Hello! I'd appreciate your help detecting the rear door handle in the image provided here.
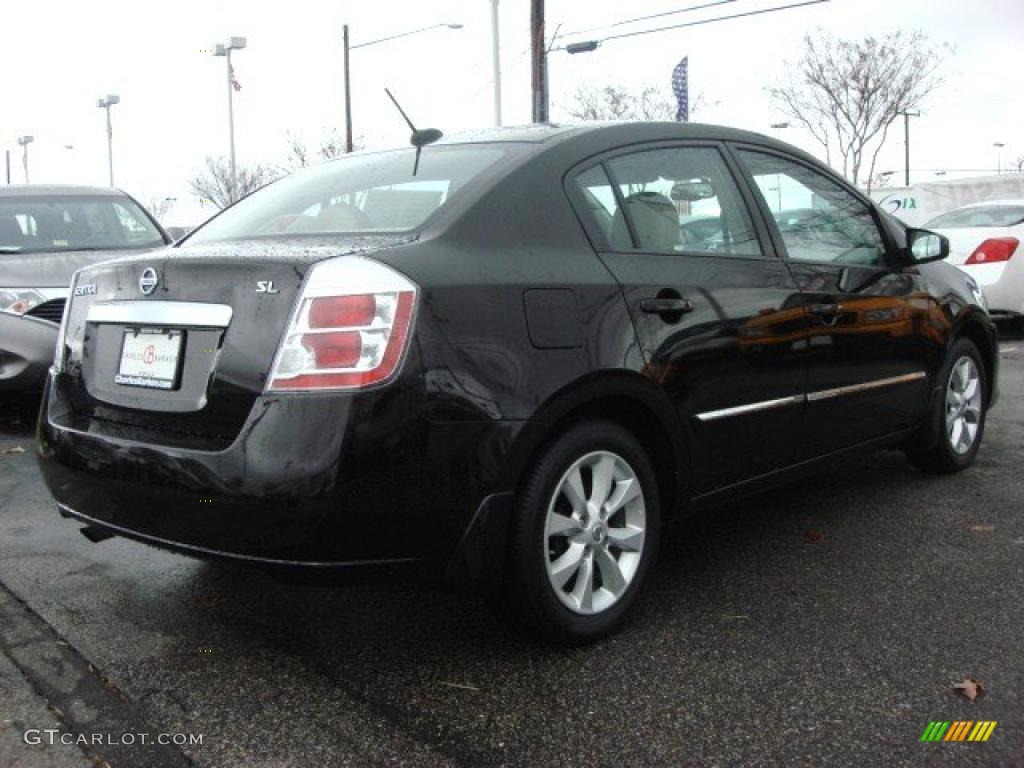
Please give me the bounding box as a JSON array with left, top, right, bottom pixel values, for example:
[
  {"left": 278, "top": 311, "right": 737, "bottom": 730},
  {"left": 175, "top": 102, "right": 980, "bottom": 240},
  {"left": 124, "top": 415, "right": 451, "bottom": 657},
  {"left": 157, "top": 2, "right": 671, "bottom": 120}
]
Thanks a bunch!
[{"left": 640, "top": 298, "right": 694, "bottom": 315}]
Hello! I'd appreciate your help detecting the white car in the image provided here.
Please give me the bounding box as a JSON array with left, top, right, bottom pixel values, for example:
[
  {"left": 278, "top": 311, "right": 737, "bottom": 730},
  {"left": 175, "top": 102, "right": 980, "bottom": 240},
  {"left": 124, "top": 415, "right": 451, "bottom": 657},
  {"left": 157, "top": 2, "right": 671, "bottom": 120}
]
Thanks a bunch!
[{"left": 924, "top": 199, "right": 1024, "bottom": 323}]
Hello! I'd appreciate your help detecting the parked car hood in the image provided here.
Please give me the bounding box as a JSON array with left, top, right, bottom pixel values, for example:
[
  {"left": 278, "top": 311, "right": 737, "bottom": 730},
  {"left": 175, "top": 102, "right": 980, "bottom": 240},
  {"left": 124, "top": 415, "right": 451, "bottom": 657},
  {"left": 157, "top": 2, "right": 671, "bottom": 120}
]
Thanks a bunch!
[{"left": 0, "top": 247, "right": 162, "bottom": 288}]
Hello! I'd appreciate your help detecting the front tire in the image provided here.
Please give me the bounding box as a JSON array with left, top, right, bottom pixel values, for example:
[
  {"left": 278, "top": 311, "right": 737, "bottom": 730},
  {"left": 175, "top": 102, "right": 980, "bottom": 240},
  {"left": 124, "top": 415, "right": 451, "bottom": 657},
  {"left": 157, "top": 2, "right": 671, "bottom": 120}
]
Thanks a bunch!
[
  {"left": 906, "top": 338, "right": 987, "bottom": 473},
  {"left": 503, "top": 420, "right": 661, "bottom": 645}
]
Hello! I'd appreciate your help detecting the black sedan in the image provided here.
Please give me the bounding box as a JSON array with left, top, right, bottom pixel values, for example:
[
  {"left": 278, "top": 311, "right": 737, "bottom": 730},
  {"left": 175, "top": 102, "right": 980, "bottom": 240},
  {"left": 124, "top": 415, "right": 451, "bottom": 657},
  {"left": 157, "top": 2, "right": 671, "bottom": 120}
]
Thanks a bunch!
[
  {"left": 37, "top": 123, "right": 998, "bottom": 644},
  {"left": 0, "top": 185, "right": 170, "bottom": 390}
]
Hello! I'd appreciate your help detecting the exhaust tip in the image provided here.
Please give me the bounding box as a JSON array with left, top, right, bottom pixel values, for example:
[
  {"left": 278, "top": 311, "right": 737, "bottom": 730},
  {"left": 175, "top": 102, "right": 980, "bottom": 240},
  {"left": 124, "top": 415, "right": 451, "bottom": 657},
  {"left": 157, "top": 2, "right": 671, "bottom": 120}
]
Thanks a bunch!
[{"left": 79, "top": 526, "right": 116, "bottom": 544}]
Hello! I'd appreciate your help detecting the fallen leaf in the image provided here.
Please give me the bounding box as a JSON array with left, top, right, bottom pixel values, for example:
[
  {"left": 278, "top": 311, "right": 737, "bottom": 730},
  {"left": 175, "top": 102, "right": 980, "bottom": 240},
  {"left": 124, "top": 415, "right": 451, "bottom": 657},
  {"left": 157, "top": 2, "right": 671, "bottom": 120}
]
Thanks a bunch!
[
  {"left": 953, "top": 678, "right": 985, "bottom": 702},
  {"left": 803, "top": 529, "right": 825, "bottom": 544},
  {"left": 195, "top": 594, "right": 218, "bottom": 609},
  {"left": 1, "top": 446, "right": 25, "bottom": 455},
  {"left": 968, "top": 524, "right": 994, "bottom": 533}
]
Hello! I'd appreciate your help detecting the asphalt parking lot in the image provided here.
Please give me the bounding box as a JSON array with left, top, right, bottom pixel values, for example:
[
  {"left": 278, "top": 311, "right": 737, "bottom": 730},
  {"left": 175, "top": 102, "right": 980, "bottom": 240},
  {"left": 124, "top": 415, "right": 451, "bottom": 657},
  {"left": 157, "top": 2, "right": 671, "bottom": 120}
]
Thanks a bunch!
[{"left": 1, "top": 332, "right": 1021, "bottom": 768}]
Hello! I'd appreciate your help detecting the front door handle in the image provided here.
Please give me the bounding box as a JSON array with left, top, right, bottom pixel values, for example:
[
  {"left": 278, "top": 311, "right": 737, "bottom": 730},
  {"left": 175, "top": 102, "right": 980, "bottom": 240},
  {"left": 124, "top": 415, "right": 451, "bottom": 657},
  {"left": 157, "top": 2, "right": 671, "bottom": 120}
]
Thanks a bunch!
[{"left": 640, "top": 297, "right": 694, "bottom": 315}]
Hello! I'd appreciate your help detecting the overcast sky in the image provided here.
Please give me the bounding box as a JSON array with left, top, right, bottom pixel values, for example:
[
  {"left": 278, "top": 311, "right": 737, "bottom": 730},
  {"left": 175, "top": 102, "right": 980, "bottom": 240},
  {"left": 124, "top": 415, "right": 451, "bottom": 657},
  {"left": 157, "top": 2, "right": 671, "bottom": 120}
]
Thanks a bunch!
[{"left": 2, "top": 0, "right": 1020, "bottom": 225}]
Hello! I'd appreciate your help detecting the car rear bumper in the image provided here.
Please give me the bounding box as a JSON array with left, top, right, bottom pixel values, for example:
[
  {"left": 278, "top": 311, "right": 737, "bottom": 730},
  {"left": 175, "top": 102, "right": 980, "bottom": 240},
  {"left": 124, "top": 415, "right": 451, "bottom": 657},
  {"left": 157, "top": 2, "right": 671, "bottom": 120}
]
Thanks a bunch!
[
  {"left": 0, "top": 313, "right": 58, "bottom": 391},
  {"left": 37, "top": 371, "right": 525, "bottom": 569}
]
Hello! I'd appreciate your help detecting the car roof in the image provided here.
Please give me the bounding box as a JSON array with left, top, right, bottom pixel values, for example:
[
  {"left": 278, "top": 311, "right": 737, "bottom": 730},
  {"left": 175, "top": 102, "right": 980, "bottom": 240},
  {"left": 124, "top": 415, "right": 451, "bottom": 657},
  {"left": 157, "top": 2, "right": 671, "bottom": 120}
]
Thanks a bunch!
[
  {"left": 0, "top": 184, "right": 126, "bottom": 198},
  {"left": 441, "top": 121, "right": 793, "bottom": 148},
  {"left": 436, "top": 121, "right": 821, "bottom": 174}
]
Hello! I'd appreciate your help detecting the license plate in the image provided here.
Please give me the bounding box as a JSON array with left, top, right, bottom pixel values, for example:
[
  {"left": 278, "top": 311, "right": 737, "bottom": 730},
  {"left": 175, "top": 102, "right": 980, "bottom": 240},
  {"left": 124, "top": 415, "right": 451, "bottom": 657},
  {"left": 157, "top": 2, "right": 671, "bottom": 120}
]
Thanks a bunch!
[{"left": 115, "top": 329, "right": 183, "bottom": 390}]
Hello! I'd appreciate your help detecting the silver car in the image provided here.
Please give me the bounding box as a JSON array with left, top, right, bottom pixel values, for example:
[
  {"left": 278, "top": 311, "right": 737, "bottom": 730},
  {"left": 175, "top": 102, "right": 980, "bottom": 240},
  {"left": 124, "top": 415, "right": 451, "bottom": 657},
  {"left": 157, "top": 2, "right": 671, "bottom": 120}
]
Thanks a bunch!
[{"left": 0, "top": 185, "right": 170, "bottom": 390}]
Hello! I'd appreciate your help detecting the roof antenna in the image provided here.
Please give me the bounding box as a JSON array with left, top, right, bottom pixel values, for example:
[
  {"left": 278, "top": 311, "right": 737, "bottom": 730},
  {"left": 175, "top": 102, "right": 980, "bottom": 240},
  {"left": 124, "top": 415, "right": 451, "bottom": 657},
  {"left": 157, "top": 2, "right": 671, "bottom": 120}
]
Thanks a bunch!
[{"left": 385, "top": 87, "right": 442, "bottom": 176}]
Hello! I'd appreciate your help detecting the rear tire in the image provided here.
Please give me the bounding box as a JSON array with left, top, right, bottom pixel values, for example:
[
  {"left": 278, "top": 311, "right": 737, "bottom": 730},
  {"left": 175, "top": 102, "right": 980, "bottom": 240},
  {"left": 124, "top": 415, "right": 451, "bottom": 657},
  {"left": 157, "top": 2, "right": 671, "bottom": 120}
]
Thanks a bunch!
[
  {"left": 502, "top": 420, "right": 661, "bottom": 645},
  {"left": 906, "top": 338, "right": 987, "bottom": 474}
]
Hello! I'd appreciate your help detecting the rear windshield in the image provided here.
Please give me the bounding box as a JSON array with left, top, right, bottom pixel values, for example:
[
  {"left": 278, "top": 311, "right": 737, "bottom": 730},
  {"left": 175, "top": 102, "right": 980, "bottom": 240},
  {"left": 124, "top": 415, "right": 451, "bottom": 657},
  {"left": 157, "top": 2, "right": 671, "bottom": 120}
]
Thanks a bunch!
[
  {"left": 0, "top": 195, "right": 165, "bottom": 255},
  {"left": 925, "top": 205, "right": 1024, "bottom": 229},
  {"left": 188, "top": 146, "right": 506, "bottom": 244}
]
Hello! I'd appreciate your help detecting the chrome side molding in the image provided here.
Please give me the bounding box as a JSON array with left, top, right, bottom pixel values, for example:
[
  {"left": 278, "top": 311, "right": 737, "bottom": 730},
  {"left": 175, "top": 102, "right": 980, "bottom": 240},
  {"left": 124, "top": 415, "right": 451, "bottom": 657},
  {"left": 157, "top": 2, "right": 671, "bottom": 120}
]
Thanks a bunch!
[
  {"left": 86, "top": 301, "right": 233, "bottom": 328},
  {"left": 694, "top": 396, "right": 803, "bottom": 422},
  {"left": 695, "top": 371, "right": 927, "bottom": 422},
  {"left": 804, "top": 371, "right": 927, "bottom": 402}
]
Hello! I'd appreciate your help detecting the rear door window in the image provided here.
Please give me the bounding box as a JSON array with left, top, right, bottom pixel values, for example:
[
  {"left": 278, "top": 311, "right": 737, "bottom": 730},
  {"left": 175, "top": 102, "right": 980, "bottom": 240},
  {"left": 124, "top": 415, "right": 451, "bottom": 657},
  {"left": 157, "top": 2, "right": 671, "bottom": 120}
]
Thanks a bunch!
[{"left": 574, "top": 146, "right": 762, "bottom": 257}]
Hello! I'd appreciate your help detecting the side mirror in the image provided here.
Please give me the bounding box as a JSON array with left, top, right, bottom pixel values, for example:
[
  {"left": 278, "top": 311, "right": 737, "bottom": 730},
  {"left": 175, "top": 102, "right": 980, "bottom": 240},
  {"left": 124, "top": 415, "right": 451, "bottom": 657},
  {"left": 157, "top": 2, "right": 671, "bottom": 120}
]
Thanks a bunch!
[{"left": 905, "top": 228, "right": 949, "bottom": 265}]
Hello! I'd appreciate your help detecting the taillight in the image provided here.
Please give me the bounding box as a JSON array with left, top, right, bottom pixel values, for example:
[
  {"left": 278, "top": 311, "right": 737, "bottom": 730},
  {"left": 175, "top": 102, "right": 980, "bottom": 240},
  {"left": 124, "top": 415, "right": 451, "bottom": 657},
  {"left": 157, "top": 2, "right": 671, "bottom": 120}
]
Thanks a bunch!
[
  {"left": 267, "top": 257, "right": 418, "bottom": 391},
  {"left": 964, "top": 237, "right": 1019, "bottom": 265},
  {"left": 53, "top": 270, "right": 80, "bottom": 373}
]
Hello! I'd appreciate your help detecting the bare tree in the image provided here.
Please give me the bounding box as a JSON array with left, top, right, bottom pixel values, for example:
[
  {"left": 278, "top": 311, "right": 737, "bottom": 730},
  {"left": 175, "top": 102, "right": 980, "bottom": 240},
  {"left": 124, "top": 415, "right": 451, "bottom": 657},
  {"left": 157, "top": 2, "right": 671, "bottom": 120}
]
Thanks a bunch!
[
  {"left": 869, "top": 171, "right": 894, "bottom": 191},
  {"left": 1013, "top": 156, "right": 1024, "bottom": 173},
  {"left": 770, "top": 30, "right": 950, "bottom": 191},
  {"left": 284, "top": 130, "right": 363, "bottom": 171},
  {"left": 565, "top": 84, "right": 678, "bottom": 122},
  {"left": 144, "top": 195, "right": 176, "bottom": 222},
  {"left": 189, "top": 156, "right": 281, "bottom": 210}
]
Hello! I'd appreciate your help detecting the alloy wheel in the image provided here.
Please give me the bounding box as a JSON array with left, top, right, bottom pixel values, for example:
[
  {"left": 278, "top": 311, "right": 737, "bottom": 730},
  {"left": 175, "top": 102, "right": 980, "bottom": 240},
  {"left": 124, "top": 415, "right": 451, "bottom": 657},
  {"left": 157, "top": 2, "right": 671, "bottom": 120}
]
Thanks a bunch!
[
  {"left": 945, "top": 356, "right": 983, "bottom": 455},
  {"left": 543, "top": 451, "right": 647, "bottom": 615}
]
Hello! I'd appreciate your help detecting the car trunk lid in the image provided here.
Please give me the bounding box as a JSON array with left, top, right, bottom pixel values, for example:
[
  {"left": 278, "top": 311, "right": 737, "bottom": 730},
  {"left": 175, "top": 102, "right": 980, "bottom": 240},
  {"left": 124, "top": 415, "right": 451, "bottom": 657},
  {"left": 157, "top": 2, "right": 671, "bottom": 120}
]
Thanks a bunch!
[{"left": 57, "top": 236, "right": 413, "bottom": 448}]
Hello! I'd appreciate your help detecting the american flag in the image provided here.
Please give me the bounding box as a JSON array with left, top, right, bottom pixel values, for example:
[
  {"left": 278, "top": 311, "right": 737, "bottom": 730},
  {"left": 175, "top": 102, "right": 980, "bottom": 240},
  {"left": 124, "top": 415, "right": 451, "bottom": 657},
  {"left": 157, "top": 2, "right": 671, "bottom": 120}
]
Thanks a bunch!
[
  {"left": 230, "top": 63, "right": 242, "bottom": 92},
  {"left": 672, "top": 57, "right": 689, "bottom": 122}
]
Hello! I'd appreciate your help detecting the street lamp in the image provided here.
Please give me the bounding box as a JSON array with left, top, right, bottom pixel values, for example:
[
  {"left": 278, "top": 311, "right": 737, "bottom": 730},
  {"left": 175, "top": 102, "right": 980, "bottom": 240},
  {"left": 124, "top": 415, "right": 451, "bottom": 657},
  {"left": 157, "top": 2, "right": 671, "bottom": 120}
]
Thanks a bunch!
[
  {"left": 17, "top": 136, "right": 33, "bottom": 184},
  {"left": 490, "top": 0, "right": 501, "bottom": 126},
  {"left": 766, "top": 123, "right": 791, "bottom": 209},
  {"left": 566, "top": 40, "right": 600, "bottom": 54},
  {"left": 97, "top": 94, "right": 120, "bottom": 187},
  {"left": 212, "top": 36, "right": 247, "bottom": 203},
  {"left": 994, "top": 142, "right": 1006, "bottom": 174},
  {"left": 342, "top": 23, "right": 463, "bottom": 153},
  {"left": 898, "top": 108, "right": 920, "bottom": 187}
]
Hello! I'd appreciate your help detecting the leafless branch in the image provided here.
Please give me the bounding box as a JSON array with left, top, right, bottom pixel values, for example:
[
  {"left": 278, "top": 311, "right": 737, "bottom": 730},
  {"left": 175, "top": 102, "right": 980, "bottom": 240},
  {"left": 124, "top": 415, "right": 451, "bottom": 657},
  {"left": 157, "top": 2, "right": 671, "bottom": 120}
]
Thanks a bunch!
[{"left": 769, "top": 30, "right": 951, "bottom": 185}]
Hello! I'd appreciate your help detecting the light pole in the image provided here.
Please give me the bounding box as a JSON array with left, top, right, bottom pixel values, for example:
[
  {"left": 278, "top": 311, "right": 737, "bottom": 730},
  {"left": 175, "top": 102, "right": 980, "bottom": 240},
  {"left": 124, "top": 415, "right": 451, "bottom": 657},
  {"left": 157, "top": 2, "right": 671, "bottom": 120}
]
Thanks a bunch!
[
  {"left": 97, "top": 94, "right": 120, "bottom": 187},
  {"left": 530, "top": 0, "right": 546, "bottom": 123},
  {"left": 213, "top": 36, "right": 247, "bottom": 203},
  {"left": 491, "top": 0, "right": 502, "bottom": 126},
  {"left": 898, "top": 109, "right": 920, "bottom": 187},
  {"left": 342, "top": 22, "right": 463, "bottom": 153},
  {"left": 17, "top": 136, "right": 33, "bottom": 183},
  {"left": 994, "top": 142, "right": 1005, "bottom": 174},
  {"left": 768, "top": 123, "right": 791, "bottom": 210}
]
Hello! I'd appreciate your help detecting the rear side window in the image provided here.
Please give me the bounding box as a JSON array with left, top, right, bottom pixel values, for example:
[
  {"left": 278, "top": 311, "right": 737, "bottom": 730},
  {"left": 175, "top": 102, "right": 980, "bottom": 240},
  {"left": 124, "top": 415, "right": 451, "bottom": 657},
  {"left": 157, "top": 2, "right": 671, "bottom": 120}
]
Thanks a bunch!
[
  {"left": 189, "top": 146, "right": 506, "bottom": 243},
  {"left": 575, "top": 146, "right": 761, "bottom": 257},
  {"left": 736, "top": 150, "right": 886, "bottom": 267},
  {"left": 925, "top": 205, "right": 1024, "bottom": 229}
]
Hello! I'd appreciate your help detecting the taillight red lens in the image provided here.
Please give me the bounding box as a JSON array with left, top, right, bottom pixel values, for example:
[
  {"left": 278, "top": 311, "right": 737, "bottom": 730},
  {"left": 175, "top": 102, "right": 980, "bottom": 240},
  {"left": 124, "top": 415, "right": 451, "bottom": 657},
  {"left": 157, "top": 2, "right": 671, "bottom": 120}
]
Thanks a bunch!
[
  {"left": 302, "top": 331, "right": 363, "bottom": 369},
  {"left": 965, "top": 237, "right": 1019, "bottom": 265},
  {"left": 309, "top": 295, "right": 376, "bottom": 329},
  {"left": 267, "top": 257, "right": 419, "bottom": 392}
]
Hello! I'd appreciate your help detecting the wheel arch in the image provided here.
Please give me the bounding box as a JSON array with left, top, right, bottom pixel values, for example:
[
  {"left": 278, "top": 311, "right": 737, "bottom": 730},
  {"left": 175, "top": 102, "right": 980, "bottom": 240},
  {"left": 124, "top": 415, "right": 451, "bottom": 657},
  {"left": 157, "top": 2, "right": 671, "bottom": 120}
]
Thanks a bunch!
[
  {"left": 952, "top": 309, "right": 998, "bottom": 403},
  {"left": 498, "top": 371, "right": 690, "bottom": 519}
]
